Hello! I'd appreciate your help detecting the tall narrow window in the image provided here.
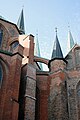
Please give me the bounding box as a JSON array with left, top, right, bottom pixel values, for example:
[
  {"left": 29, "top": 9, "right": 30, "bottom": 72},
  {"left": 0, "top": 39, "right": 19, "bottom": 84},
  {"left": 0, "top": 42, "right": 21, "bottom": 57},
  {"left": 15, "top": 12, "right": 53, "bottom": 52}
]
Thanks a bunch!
[
  {"left": 0, "top": 29, "right": 3, "bottom": 46},
  {"left": 77, "top": 83, "right": 80, "bottom": 119},
  {"left": 75, "top": 48, "right": 80, "bottom": 66},
  {"left": 0, "top": 63, "right": 3, "bottom": 87}
]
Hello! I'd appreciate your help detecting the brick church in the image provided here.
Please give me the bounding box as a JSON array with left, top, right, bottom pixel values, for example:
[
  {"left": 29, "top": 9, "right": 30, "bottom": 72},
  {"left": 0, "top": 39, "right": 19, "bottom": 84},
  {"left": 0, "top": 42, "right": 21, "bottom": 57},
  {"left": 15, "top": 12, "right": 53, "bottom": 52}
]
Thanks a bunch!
[{"left": 0, "top": 9, "right": 80, "bottom": 120}]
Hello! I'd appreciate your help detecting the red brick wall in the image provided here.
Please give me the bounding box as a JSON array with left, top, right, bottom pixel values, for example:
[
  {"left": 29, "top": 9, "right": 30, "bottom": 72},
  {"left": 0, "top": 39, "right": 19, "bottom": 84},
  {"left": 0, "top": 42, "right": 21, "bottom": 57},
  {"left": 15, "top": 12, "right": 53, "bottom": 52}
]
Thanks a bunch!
[
  {"left": 36, "top": 74, "right": 49, "bottom": 120},
  {"left": 0, "top": 52, "right": 23, "bottom": 120}
]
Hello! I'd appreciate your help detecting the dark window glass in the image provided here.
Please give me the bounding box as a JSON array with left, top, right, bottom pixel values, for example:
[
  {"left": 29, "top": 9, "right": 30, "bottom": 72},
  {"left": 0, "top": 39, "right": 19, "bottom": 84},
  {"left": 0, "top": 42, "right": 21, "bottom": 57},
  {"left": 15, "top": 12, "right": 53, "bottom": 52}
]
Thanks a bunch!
[
  {"left": 0, "top": 29, "right": 3, "bottom": 46},
  {"left": 77, "top": 89, "right": 80, "bottom": 97},
  {"left": 0, "top": 64, "right": 3, "bottom": 87},
  {"left": 11, "top": 41, "right": 19, "bottom": 49},
  {"left": 77, "top": 84, "right": 80, "bottom": 119},
  {"left": 75, "top": 49, "right": 80, "bottom": 65}
]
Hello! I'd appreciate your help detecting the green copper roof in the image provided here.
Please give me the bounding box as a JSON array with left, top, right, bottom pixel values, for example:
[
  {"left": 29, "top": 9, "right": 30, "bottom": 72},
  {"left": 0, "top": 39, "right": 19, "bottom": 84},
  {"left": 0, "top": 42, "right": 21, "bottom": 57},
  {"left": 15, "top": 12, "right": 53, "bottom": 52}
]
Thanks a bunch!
[
  {"left": 34, "top": 33, "right": 43, "bottom": 70},
  {"left": 0, "top": 49, "right": 12, "bottom": 55},
  {"left": 0, "top": 15, "right": 6, "bottom": 21},
  {"left": 34, "top": 36, "right": 40, "bottom": 57},
  {"left": 17, "top": 9, "right": 25, "bottom": 34},
  {"left": 67, "top": 31, "right": 74, "bottom": 51},
  {"left": 51, "top": 34, "right": 63, "bottom": 59}
]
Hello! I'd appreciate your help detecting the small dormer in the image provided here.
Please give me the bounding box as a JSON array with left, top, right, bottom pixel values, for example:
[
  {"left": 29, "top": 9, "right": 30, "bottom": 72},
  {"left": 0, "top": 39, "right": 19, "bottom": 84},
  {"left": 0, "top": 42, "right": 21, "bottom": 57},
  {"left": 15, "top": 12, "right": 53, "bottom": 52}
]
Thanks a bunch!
[{"left": 49, "top": 29, "right": 67, "bottom": 72}]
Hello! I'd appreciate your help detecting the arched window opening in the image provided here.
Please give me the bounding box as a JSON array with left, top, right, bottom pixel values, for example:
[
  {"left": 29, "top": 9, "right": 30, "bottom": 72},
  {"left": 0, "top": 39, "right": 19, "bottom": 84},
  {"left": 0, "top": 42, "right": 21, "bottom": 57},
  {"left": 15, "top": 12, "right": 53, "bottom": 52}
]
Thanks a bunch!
[
  {"left": 76, "top": 82, "right": 80, "bottom": 119},
  {"left": 0, "top": 63, "right": 3, "bottom": 87},
  {"left": 11, "top": 41, "right": 19, "bottom": 49},
  {"left": 75, "top": 48, "right": 80, "bottom": 66},
  {"left": 0, "top": 29, "right": 3, "bottom": 47},
  {"left": 10, "top": 41, "right": 19, "bottom": 51}
]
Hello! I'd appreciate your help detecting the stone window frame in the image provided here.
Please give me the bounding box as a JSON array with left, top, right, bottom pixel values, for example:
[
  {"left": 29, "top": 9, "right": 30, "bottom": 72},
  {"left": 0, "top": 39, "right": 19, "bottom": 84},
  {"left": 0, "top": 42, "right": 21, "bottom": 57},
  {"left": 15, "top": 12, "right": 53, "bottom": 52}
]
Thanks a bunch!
[
  {"left": 0, "top": 63, "right": 3, "bottom": 88},
  {"left": 74, "top": 47, "right": 80, "bottom": 67},
  {"left": 76, "top": 82, "right": 80, "bottom": 97},
  {"left": 76, "top": 81, "right": 80, "bottom": 119},
  {"left": 0, "top": 23, "right": 10, "bottom": 50},
  {"left": 0, "top": 57, "right": 9, "bottom": 89},
  {"left": 0, "top": 29, "right": 3, "bottom": 47},
  {"left": 10, "top": 41, "right": 19, "bottom": 51}
]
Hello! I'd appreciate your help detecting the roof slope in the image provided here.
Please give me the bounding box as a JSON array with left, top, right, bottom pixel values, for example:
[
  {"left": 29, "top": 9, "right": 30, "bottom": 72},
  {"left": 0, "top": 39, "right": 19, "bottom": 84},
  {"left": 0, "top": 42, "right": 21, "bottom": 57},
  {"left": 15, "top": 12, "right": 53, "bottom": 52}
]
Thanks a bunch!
[
  {"left": 17, "top": 9, "right": 25, "bottom": 34},
  {"left": 34, "top": 33, "right": 43, "bottom": 70},
  {"left": 67, "top": 31, "right": 74, "bottom": 52},
  {"left": 51, "top": 34, "right": 63, "bottom": 59}
]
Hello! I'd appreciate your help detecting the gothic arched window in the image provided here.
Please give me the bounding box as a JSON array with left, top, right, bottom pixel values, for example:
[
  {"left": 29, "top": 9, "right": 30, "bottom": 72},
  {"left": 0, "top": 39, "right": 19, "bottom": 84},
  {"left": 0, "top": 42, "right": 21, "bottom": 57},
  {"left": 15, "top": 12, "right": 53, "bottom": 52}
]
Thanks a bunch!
[
  {"left": 11, "top": 41, "right": 19, "bottom": 49},
  {"left": 75, "top": 48, "right": 80, "bottom": 66},
  {"left": 0, "top": 63, "right": 3, "bottom": 87},
  {"left": 76, "top": 82, "right": 80, "bottom": 119},
  {"left": 10, "top": 41, "right": 19, "bottom": 51},
  {"left": 0, "top": 29, "right": 3, "bottom": 46}
]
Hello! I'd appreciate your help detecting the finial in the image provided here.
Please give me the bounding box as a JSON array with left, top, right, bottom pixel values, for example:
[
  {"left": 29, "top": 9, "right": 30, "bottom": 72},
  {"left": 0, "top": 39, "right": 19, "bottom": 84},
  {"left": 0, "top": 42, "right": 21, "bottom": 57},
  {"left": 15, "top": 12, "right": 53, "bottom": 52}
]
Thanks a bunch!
[
  {"left": 36, "top": 29, "right": 38, "bottom": 40},
  {"left": 68, "top": 23, "right": 70, "bottom": 31},
  {"left": 55, "top": 27, "right": 57, "bottom": 35},
  {"left": 36, "top": 29, "right": 38, "bottom": 36},
  {"left": 22, "top": 5, "right": 24, "bottom": 9}
]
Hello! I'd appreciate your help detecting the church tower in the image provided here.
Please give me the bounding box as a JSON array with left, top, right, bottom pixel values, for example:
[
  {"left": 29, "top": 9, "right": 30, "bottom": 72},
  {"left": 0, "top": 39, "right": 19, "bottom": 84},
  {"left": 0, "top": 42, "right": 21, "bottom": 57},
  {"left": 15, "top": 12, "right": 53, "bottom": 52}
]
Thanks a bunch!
[
  {"left": 1, "top": 7, "right": 80, "bottom": 120},
  {"left": 48, "top": 29, "right": 68, "bottom": 120}
]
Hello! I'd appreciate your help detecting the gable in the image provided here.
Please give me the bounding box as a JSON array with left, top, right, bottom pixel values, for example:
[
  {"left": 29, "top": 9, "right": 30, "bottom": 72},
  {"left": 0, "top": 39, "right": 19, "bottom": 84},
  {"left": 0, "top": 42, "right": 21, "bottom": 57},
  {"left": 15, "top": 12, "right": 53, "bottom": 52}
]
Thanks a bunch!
[{"left": 65, "top": 44, "right": 80, "bottom": 70}]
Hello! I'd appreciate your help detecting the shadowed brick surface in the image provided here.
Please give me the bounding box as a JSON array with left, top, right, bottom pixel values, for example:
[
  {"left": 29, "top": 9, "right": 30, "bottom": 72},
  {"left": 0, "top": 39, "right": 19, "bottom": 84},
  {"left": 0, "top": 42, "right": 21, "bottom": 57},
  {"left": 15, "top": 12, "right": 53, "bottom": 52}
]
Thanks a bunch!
[{"left": 0, "top": 17, "right": 80, "bottom": 120}]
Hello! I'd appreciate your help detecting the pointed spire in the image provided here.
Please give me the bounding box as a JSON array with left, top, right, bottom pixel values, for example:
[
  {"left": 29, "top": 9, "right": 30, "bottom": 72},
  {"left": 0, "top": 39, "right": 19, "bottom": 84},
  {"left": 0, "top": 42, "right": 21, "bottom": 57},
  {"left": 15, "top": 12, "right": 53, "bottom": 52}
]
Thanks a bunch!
[
  {"left": 34, "top": 30, "right": 43, "bottom": 70},
  {"left": 34, "top": 30, "right": 41, "bottom": 57},
  {"left": 51, "top": 28, "right": 63, "bottom": 59},
  {"left": 17, "top": 8, "right": 25, "bottom": 34},
  {"left": 67, "top": 29, "right": 74, "bottom": 52}
]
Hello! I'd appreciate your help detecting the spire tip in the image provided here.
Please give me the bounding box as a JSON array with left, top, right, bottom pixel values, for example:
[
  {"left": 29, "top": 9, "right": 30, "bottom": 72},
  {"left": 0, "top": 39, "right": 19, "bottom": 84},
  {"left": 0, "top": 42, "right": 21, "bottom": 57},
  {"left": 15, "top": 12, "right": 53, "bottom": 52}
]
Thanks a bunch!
[
  {"left": 22, "top": 5, "right": 24, "bottom": 9},
  {"left": 68, "top": 23, "right": 70, "bottom": 31},
  {"left": 55, "top": 27, "right": 57, "bottom": 35}
]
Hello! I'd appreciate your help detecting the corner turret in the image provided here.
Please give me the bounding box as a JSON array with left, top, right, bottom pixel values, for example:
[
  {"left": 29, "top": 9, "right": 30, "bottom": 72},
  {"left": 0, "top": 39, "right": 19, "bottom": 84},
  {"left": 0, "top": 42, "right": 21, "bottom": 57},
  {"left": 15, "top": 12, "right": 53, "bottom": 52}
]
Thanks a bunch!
[{"left": 49, "top": 29, "right": 67, "bottom": 71}]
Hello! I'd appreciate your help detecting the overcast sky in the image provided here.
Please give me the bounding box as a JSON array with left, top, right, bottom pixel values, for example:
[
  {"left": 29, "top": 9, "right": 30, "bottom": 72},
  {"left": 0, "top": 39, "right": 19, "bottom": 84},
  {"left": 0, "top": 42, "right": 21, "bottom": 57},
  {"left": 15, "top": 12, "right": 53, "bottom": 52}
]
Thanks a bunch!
[{"left": 1, "top": 0, "right": 80, "bottom": 60}]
